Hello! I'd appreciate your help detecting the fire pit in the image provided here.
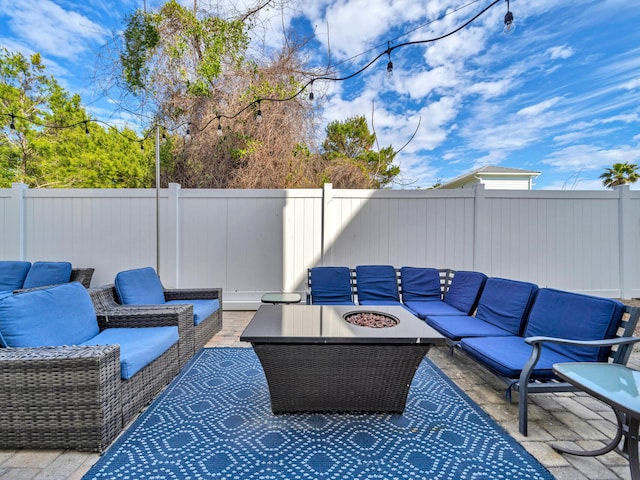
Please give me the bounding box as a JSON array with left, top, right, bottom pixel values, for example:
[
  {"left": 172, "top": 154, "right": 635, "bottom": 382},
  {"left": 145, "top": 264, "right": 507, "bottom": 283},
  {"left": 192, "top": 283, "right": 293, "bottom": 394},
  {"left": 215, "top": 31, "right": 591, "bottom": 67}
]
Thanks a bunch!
[{"left": 344, "top": 311, "right": 398, "bottom": 328}]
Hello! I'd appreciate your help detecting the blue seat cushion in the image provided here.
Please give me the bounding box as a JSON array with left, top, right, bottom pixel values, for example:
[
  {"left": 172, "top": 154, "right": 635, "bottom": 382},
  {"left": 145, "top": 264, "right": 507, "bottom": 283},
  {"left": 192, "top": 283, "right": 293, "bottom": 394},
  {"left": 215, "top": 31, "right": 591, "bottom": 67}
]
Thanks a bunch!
[
  {"left": 444, "top": 271, "right": 487, "bottom": 315},
  {"left": 0, "top": 261, "right": 31, "bottom": 291},
  {"left": 167, "top": 299, "right": 220, "bottom": 326},
  {"left": 81, "top": 326, "right": 178, "bottom": 380},
  {"left": 22, "top": 261, "right": 72, "bottom": 289},
  {"left": 403, "top": 300, "right": 466, "bottom": 319},
  {"left": 115, "top": 267, "right": 166, "bottom": 305},
  {"left": 0, "top": 282, "right": 99, "bottom": 347},
  {"left": 425, "top": 315, "right": 514, "bottom": 341},
  {"left": 356, "top": 265, "right": 399, "bottom": 304},
  {"left": 524, "top": 288, "right": 624, "bottom": 362},
  {"left": 459, "top": 335, "right": 575, "bottom": 380},
  {"left": 400, "top": 267, "right": 441, "bottom": 302},
  {"left": 474, "top": 278, "right": 538, "bottom": 335},
  {"left": 310, "top": 267, "right": 354, "bottom": 305}
]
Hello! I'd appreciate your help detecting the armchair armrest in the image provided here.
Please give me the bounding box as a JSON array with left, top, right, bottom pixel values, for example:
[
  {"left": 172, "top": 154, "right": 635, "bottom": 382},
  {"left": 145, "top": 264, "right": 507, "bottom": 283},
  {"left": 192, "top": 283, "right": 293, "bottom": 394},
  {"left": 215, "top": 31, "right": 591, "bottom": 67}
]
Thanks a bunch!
[
  {"left": 96, "top": 304, "right": 193, "bottom": 330},
  {"left": 164, "top": 287, "right": 221, "bottom": 301},
  {"left": 525, "top": 335, "right": 640, "bottom": 348},
  {"left": 0, "top": 345, "right": 122, "bottom": 452}
]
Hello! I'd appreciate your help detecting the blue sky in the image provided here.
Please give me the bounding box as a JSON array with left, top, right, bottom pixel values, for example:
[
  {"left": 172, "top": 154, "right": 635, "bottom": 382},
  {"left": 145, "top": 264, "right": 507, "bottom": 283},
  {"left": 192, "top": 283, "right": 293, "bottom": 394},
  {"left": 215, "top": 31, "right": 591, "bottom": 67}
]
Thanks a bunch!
[{"left": 1, "top": 0, "right": 639, "bottom": 189}]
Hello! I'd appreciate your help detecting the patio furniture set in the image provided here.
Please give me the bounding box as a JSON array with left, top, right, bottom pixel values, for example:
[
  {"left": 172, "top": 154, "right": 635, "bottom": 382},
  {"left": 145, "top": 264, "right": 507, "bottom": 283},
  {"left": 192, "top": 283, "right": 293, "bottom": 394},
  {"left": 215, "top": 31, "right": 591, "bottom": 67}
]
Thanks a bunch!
[
  {"left": 307, "top": 265, "right": 640, "bottom": 437},
  {"left": 0, "top": 264, "right": 221, "bottom": 452}
]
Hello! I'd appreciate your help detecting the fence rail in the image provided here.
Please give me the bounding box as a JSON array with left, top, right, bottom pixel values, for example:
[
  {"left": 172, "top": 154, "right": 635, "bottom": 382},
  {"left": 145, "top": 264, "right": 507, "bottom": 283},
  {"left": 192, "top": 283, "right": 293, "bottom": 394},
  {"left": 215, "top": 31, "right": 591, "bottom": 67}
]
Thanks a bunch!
[{"left": 1, "top": 183, "right": 638, "bottom": 308}]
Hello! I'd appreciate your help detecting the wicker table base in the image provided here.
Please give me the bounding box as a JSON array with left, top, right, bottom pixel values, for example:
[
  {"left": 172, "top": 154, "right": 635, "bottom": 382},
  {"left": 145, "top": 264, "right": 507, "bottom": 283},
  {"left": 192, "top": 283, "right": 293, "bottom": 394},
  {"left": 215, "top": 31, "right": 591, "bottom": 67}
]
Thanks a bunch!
[{"left": 253, "top": 343, "right": 431, "bottom": 413}]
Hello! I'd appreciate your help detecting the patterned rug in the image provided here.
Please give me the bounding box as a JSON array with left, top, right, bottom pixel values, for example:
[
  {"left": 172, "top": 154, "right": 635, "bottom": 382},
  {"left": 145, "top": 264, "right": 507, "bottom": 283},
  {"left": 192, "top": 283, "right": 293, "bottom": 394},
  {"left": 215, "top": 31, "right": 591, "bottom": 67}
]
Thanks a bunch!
[{"left": 84, "top": 347, "right": 554, "bottom": 479}]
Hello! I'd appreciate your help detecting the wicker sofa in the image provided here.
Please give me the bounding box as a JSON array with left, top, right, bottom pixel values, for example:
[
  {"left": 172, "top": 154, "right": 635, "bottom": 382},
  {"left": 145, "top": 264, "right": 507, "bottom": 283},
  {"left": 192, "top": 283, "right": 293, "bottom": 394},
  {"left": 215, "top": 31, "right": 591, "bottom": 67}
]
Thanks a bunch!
[{"left": 0, "top": 282, "right": 181, "bottom": 452}]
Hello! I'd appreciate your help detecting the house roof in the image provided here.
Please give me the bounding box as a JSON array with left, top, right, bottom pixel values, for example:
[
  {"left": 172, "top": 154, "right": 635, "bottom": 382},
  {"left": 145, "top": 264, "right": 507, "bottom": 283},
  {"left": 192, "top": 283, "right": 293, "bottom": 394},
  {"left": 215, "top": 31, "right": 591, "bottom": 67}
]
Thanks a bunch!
[{"left": 441, "top": 166, "right": 540, "bottom": 188}]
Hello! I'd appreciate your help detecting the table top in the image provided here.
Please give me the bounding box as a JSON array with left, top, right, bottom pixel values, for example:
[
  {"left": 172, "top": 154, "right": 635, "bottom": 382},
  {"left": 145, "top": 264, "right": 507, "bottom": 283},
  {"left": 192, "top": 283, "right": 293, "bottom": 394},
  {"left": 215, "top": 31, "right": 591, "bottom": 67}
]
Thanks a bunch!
[
  {"left": 261, "top": 292, "right": 302, "bottom": 304},
  {"left": 553, "top": 362, "right": 640, "bottom": 416},
  {"left": 240, "top": 304, "right": 446, "bottom": 345}
]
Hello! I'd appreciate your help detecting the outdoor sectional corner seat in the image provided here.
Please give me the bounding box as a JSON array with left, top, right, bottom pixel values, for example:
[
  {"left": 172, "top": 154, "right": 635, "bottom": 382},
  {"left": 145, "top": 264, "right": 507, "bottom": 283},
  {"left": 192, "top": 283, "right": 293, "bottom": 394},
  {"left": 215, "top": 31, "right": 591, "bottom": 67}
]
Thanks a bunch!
[
  {"left": 114, "top": 266, "right": 222, "bottom": 354},
  {"left": 425, "top": 277, "right": 538, "bottom": 343},
  {"left": 403, "top": 269, "right": 487, "bottom": 317},
  {"left": 456, "top": 288, "right": 640, "bottom": 435},
  {"left": 0, "top": 282, "right": 180, "bottom": 452},
  {"left": 355, "top": 265, "right": 402, "bottom": 306}
]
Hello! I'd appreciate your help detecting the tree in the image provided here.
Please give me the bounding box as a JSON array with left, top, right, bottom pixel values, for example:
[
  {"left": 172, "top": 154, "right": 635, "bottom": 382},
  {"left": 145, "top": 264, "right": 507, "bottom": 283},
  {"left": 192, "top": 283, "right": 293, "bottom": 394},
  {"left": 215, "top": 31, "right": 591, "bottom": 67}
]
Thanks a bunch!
[
  {"left": 599, "top": 162, "right": 640, "bottom": 188},
  {"left": 0, "top": 47, "right": 152, "bottom": 188},
  {"left": 319, "top": 116, "right": 399, "bottom": 188}
]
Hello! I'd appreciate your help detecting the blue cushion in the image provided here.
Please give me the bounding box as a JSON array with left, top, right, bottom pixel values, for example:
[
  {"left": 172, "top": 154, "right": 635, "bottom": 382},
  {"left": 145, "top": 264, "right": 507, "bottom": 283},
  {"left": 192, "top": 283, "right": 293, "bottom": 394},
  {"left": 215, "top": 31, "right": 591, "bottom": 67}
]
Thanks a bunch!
[
  {"left": 403, "top": 300, "right": 467, "bottom": 319},
  {"left": 0, "top": 282, "right": 99, "bottom": 347},
  {"left": 22, "top": 261, "right": 72, "bottom": 289},
  {"left": 355, "top": 265, "right": 399, "bottom": 304},
  {"left": 167, "top": 299, "right": 220, "bottom": 326},
  {"left": 474, "top": 278, "right": 538, "bottom": 335},
  {"left": 459, "top": 335, "right": 575, "bottom": 380},
  {"left": 524, "top": 288, "right": 624, "bottom": 362},
  {"left": 115, "top": 267, "right": 166, "bottom": 305},
  {"left": 425, "top": 315, "right": 514, "bottom": 341},
  {"left": 0, "top": 261, "right": 31, "bottom": 291},
  {"left": 358, "top": 300, "right": 404, "bottom": 307},
  {"left": 400, "top": 267, "right": 441, "bottom": 302},
  {"left": 444, "top": 271, "right": 487, "bottom": 315},
  {"left": 81, "top": 326, "right": 178, "bottom": 380},
  {"left": 310, "top": 267, "right": 354, "bottom": 305}
]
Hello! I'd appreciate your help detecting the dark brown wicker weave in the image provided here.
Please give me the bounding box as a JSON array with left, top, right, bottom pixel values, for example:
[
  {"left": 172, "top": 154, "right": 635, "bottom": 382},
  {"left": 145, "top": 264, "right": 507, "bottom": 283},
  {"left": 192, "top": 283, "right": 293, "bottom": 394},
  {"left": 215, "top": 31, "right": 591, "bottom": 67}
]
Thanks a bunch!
[
  {"left": 252, "top": 343, "right": 431, "bottom": 413},
  {"left": 89, "top": 285, "right": 195, "bottom": 369},
  {"left": 70, "top": 267, "right": 95, "bottom": 288}
]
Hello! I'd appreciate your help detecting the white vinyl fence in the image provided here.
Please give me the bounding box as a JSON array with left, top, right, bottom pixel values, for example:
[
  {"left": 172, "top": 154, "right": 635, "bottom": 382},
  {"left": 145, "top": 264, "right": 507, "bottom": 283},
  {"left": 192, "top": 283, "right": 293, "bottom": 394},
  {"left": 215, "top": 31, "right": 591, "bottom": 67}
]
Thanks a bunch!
[{"left": 1, "top": 183, "right": 639, "bottom": 308}]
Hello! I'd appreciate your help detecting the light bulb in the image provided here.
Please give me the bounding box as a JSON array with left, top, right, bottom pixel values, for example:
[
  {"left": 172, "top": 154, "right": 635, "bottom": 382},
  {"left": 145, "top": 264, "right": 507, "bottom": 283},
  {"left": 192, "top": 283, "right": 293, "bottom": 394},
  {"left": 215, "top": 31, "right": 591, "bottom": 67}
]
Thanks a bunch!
[
  {"left": 309, "top": 91, "right": 314, "bottom": 101},
  {"left": 256, "top": 109, "right": 263, "bottom": 123},
  {"left": 504, "top": 11, "right": 515, "bottom": 33},
  {"left": 10, "top": 114, "right": 15, "bottom": 130},
  {"left": 217, "top": 123, "right": 223, "bottom": 136},
  {"left": 85, "top": 122, "right": 90, "bottom": 137},
  {"left": 386, "top": 61, "right": 394, "bottom": 79}
]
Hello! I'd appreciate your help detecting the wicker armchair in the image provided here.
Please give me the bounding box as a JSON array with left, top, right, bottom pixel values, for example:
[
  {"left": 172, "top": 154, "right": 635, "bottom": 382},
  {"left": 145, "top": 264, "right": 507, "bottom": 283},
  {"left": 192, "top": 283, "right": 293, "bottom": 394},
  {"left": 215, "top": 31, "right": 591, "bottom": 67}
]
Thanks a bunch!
[
  {"left": 0, "top": 285, "right": 181, "bottom": 452},
  {"left": 70, "top": 267, "right": 95, "bottom": 288}
]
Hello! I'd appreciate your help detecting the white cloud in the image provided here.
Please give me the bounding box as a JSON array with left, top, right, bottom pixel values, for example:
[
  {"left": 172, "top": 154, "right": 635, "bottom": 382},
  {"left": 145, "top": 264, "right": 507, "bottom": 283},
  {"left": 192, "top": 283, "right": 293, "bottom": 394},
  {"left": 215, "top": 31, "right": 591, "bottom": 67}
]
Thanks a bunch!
[
  {"left": 0, "top": 0, "right": 108, "bottom": 59},
  {"left": 547, "top": 45, "right": 574, "bottom": 60}
]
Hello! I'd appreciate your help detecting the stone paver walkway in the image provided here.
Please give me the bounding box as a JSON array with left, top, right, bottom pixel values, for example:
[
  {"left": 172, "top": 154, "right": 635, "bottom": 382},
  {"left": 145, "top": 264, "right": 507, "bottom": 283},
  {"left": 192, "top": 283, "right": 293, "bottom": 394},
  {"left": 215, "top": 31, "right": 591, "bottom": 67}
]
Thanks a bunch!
[{"left": 0, "top": 310, "right": 636, "bottom": 479}]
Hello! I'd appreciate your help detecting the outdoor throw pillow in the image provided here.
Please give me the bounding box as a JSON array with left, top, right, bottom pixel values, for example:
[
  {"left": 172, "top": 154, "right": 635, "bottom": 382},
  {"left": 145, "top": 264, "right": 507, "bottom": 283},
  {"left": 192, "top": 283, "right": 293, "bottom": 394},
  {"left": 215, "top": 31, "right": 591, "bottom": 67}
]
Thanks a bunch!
[
  {"left": 22, "top": 261, "right": 72, "bottom": 289},
  {"left": 115, "top": 267, "right": 166, "bottom": 305}
]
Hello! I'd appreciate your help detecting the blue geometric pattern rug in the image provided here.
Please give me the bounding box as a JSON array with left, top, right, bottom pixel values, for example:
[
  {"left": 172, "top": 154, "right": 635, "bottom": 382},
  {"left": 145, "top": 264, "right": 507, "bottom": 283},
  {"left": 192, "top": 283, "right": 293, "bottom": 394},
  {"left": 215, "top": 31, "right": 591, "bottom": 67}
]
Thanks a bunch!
[{"left": 84, "top": 347, "right": 554, "bottom": 479}]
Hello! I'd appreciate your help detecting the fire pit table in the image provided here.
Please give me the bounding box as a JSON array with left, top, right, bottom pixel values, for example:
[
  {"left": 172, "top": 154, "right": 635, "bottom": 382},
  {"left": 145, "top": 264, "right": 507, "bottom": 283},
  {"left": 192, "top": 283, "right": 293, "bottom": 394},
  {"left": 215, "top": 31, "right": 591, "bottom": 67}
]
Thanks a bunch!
[{"left": 240, "top": 304, "right": 446, "bottom": 413}]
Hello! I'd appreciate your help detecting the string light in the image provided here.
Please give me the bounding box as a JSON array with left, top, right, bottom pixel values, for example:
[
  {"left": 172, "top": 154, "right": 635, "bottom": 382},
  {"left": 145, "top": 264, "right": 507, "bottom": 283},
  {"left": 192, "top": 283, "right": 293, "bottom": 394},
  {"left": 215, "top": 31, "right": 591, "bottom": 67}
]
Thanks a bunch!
[
  {"left": 255, "top": 102, "right": 263, "bottom": 123},
  {"left": 1, "top": 0, "right": 507, "bottom": 139},
  {"left": 504, "top": 0, "right": 515, "bottom": 33},
  {"left": 84, "top": 121, "right": 90, "bottom": 137}
]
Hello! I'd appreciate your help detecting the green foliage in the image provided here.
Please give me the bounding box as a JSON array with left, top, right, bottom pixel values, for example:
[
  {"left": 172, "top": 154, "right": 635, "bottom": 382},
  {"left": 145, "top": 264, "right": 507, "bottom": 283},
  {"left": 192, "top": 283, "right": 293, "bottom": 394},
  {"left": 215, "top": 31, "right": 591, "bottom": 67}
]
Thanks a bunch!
[
  {"left": 600, "top": 162, "right": 640, "bottom": 188},
  {"left": 321, "top": 116, "right": 399, "bottom": 188},
  {"left": 120, "top": 10, "right": 160, "bottom": 93},
  {"left": 0, "top": 48, "right": 153, "bottom": 188},
  {"left": 121, "top": 0, "right": 248, "bottom": 98}
]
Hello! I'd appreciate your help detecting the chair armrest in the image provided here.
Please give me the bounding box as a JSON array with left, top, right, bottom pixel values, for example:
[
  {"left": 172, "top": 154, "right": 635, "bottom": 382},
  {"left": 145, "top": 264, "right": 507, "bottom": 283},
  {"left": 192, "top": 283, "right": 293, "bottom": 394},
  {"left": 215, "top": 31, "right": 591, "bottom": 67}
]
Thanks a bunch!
[
  {"left": 96, "top": 304, "right": 193, "bottom": 331},
  {"left": 164, "top": 287, "right": 222, "bottom": 301},
  {"left": 525, "top": 335, "right": 640, "bottom": 348},
  {"left": 70, "top": 268, "right": 95, "bottom": 288}
]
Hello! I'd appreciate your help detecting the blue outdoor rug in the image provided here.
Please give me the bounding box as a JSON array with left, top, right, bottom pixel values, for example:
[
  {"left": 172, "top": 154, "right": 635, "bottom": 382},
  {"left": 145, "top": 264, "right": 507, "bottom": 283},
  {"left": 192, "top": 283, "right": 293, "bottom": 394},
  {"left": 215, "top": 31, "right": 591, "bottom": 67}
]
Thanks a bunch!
[{"left": 84, "top": 347, "right": 554, "bottom": 479}]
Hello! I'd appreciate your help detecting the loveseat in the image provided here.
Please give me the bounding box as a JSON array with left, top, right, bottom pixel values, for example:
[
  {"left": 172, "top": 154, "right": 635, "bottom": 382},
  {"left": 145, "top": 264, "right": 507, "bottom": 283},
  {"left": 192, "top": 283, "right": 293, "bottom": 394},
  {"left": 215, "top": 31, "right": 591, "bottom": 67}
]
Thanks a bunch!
[{"left": 0, "top": 282, "right": 181, "bottom": 451}]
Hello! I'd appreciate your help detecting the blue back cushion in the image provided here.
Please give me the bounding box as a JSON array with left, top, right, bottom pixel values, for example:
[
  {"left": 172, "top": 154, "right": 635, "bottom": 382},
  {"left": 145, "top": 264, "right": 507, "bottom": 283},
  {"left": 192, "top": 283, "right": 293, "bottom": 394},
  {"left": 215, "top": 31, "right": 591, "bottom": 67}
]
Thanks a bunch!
[
  {"left": 444, "top": 271, "right": 487, "bottom": 315},
  {"left": 356, "top": 265, "right": 399, "bottom": 303},
  {"left": 22, "top": 261, "right": 72, "bottom": 289},
  {"left": 0, "top": 261, "right": 31, "bottom": 291},
  {"left": 115, "top": 267, "right": 166, "bottom": 305},
  {"left": 0, "top": 282, "right": 99, "bottom": 347},
  {"left": 310, "top": 267, "right": 353, "bottom": 304},
  {"left": 400, "top": 267, "right": 441, "bottom": 302},
  {"left": 475, "top": 278, "right": 538, "bottom": 335},
  {"left": 524, "top": 288, "right": 625, "bottom": 362}
]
